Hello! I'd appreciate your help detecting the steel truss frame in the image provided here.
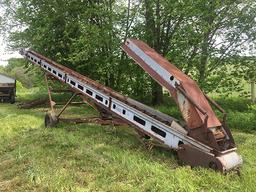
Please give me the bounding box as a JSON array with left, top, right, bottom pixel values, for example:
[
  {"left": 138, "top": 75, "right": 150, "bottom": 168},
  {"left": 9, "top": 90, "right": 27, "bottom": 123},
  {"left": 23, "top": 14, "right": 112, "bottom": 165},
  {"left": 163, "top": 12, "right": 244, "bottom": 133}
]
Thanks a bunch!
[{"left": 19, "top": 39, "right": 242, "bottom": 172}]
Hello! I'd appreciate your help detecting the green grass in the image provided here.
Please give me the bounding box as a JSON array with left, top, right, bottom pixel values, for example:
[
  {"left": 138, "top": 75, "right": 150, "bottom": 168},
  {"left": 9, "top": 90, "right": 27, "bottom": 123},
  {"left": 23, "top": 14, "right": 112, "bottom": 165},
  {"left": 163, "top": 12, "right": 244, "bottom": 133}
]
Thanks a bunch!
[
  {"left": 156, "top": 96, "right": 256, "bottom": 132},
  {"left": 0, "top": 91, "right": 256, "bottom": 191}
]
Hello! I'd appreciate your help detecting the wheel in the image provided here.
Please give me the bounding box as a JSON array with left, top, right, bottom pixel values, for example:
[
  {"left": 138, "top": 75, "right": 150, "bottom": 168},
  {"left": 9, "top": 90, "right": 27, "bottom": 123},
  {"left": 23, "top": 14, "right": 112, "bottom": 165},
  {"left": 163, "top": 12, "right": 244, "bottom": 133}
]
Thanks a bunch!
[
  {"left": 209, "top": 161, "right": 218, "bottom": 171},
  {"left": 45, "top": 111, "right": 58, "bottom": 128}
]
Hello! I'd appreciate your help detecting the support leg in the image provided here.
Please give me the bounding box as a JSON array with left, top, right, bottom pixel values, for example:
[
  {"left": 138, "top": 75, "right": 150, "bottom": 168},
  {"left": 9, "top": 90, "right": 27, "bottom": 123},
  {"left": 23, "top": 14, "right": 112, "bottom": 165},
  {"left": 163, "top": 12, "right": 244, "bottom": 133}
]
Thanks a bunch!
[
  {"left": 45, "top": 93, "right": 78, "bottom": 127},
  {"left": 44, "top": 74, "right": 58, "bottom": 127},
  {"left": 57, "top": 93, "right": 78, "bottom": 118},
  {"left": 44, "top": 74, "right": 56, "bottom": 112}
]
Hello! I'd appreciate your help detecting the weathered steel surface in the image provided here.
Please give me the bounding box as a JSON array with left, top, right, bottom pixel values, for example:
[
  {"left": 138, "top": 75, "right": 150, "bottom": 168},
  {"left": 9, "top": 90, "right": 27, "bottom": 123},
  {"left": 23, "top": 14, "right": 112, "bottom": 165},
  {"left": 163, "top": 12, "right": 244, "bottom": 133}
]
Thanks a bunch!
[
  {"left": 25, "top": 50, "right": 188, "bottom": 129},
  {"left": 177, "top": 144, "right": 242, "bottom": 172},
  {"left": 20, "top": 45, "right": 242, "bottom": 172},
  {"left": 122, "top": 39, "right": 235, "bottom": 152},
  {"left": 59, "top": 117, "right": 127, "bottom": 126},
  {"left": 0, "top": 73, "right": 16, "bottom": 103},
  {"left": 122, "top": 39, "right": 220, "bottom": 129},
  {"left": 0, "top": 73, "right": 15, "bottom": 84}
]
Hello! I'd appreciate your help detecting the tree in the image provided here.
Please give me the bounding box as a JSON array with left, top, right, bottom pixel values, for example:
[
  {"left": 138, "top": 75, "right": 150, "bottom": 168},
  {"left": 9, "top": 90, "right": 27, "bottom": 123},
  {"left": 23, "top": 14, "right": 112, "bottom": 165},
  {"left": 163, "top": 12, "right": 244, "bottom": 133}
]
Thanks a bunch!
[
  {"left": 240, "top": 57, "right": 256, "bottom": 103},
  {"left": 134, "top": 0, "right": 256, "bottom": 101},
  {"left": 1, "top": 0, "right": 256, "bottom": 103},
  {"left": 167, "top": 0, "right": 256, "bottom": 92},
  {"left": 141, "top": 0, "right": 185, "bottom": 104},
  {"left": 5, "top": 58, "right": 38, "bottom": 88},
  {"left": 2, "top": 0, "right": 123, "bottom": 86}
]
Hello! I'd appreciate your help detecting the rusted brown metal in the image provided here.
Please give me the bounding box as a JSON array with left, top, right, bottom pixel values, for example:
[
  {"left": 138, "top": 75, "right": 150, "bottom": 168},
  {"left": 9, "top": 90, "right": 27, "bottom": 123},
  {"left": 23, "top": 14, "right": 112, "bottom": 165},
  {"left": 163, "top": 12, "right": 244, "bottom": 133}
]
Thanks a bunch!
[
  {"left": 178, "top": 144, "right": 242, "bottom": 172},
  {"left": 28, "top": 50, "right": 181, "bottom": 128},
  {"left": 45, "top": 111, "right": 58, "bottom": 127},
  {"left": 177, "top": 144, "right": 224, "bottom": 171},
  {"left": 44, "top": 74, "right": 55, "bottom": 112},
  {"left": 57, "top": 93, "right": 78, "bottom": 118},
  {"left": 204, "top": 93, "right": 235, "bottom": 144},
  {"left": 121, "top": 39, "right": 235, "bottom": 152},
  {"left": 204, "top": 93, "right": 227, "bottom": 122},
  {"left": 20, "top": 45, "right": 242, "bottom": 173},
  {"left": 58, "top": 117, "right": 127, "bottom": 126},
  {"left": 50, "top": 89, "right": 73, "bottom": 93},
  {"left": 42, "top": 71, "right": 124, "bottom": 128},
  {"left": 55, "top": 101, "right": 84, "bottom": 106},
  {"left": 122, "top": 39, "right": 220, "bottom": 127}
]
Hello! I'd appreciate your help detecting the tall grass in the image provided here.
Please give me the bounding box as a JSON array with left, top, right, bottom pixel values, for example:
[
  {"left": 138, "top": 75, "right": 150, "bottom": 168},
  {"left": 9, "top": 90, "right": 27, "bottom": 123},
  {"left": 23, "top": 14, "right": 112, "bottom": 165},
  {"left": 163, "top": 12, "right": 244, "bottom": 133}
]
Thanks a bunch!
[
  {"left": 155, "top": 96, "right": 256, "bottom": 132},
  {"left": 0, "top": 90, "right": 256, "bottom": 191}
]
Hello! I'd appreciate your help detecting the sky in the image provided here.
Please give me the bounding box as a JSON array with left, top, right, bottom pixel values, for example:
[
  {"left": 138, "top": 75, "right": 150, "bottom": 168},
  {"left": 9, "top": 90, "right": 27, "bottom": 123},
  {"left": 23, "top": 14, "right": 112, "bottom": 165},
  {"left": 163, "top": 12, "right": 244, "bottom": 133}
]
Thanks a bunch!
[
  {"left": 0, "top": 35, "right": 22, "bottom": 66},
  {"left": 0, "top": 5, "right": 23, "bottom": 67}
]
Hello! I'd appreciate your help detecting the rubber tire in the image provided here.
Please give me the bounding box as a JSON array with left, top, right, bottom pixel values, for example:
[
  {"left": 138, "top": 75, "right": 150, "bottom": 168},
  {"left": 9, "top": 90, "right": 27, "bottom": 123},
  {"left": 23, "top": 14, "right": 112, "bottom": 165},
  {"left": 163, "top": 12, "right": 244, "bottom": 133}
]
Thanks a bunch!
[
  {"left": 45, "top": 112, "right": 58, "bottom": 128},
  {"left": 209, "top": 161, "right": 218, "bottom": 171}
]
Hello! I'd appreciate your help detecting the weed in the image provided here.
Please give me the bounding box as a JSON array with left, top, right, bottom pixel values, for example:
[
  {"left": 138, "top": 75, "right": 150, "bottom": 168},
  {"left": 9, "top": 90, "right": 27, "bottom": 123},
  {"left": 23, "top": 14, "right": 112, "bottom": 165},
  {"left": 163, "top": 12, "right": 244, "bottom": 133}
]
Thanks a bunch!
[{"left": 0, "top": 89, "right": 256, "bottom": 191}]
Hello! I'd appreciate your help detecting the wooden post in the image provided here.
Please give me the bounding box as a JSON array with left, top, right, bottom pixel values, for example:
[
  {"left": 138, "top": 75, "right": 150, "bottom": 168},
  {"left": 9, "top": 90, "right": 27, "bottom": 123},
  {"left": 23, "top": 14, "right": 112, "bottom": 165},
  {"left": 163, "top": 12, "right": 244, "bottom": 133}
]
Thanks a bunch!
[{"left": 251, "top": 81, "right": 255, "bottom": 103}]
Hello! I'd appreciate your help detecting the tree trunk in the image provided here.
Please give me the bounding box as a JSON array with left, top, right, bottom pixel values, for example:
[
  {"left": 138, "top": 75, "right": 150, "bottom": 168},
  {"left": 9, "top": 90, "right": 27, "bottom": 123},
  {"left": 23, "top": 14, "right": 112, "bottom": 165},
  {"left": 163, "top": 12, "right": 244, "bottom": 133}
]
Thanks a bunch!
[
  {"left": 251, "top": 81, "right": 255, "bottom": 103},
  {"left": 151, "top": 79, "right": 163, "bottom": 105},
  {"left": 198, "top": 52, "right": 207, "bottom": 86},
  {"left": 198, "top": 2, "right": 216, "bottom": 87},
  {"left": 198, "top": 31, "right": 211, "bottom": 86},
  {"left": 144, "top": 0, "right": 163, "bottom": 105}
]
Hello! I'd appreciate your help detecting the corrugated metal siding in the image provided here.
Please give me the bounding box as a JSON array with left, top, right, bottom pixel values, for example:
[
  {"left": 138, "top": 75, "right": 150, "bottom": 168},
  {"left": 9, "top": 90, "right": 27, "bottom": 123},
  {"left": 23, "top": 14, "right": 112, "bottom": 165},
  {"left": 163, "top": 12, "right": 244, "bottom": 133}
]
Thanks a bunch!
[{"left": 0, "top": 74, "right": 15, "bottom": 84}]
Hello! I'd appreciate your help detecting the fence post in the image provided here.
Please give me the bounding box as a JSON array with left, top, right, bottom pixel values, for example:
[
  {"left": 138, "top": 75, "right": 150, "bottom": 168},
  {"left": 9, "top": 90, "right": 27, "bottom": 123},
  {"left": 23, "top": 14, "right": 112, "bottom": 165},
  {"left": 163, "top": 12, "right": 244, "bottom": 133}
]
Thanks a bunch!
[{"left": 251, "top": 81, "right": 255, "bottom": 103}]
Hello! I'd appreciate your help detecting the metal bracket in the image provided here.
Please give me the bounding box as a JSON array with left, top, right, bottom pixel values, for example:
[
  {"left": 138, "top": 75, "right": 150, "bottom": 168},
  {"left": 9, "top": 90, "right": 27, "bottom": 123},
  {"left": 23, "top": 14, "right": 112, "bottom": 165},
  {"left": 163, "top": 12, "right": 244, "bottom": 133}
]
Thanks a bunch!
[
  {"left": 44, "top": 74, "right": 56, "bottom": 112},
  {"left": 57, "top": 93, "right": 78, "bottom": 118},
  {"left": 176, "top": 85, "right": 209, "bottom": 129}
]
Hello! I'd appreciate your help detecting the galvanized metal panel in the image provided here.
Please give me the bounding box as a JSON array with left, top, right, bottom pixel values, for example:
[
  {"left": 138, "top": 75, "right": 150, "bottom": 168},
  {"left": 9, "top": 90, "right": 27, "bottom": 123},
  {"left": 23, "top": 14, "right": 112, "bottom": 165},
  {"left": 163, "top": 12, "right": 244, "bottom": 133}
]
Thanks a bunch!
[
  {"left": 122, "top": 39, "right": 221, "bottom": 129},
  {"left": 0, "top": 73, "right": 15, "bottom": 84},
  {"left": 20, "top": 47, "right": 242, "bottom": 172}
]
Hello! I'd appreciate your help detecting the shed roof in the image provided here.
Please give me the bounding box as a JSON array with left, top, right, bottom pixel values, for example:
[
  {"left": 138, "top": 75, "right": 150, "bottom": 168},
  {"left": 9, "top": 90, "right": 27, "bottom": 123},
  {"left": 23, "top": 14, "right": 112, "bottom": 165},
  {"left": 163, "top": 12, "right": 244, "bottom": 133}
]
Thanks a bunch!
[{"left": 0, "top": 73, "right": 16, "bottom": 84}]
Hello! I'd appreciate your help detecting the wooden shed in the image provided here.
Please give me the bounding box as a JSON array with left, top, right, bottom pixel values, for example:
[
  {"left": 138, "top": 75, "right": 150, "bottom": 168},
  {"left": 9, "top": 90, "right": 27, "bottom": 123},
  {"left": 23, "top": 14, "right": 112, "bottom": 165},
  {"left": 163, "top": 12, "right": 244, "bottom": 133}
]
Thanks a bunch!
[{"left": 0, "top": 73, "right": 16, "bottom": 103}]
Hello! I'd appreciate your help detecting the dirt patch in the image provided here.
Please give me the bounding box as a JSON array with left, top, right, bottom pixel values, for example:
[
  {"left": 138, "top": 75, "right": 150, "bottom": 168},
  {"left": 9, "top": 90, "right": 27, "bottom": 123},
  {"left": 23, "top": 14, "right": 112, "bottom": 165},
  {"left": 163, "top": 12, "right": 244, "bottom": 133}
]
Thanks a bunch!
[{"left": 0, "top": 177, "right": 21, "bottom": 192}]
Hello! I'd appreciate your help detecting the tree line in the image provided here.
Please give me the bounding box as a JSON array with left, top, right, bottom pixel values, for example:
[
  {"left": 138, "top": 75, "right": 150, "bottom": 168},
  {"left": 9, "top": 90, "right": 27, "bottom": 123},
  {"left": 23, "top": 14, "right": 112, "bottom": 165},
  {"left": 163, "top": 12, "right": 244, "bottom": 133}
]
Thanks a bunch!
[{"left": 1, "top": 0, "right": 255, "bottom": 104}]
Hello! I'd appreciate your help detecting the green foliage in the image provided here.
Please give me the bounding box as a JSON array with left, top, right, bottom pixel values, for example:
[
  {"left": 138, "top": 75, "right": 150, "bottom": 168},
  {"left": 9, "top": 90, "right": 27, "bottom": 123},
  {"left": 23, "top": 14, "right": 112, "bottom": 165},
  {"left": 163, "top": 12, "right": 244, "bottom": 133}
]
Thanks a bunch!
[
  {"left": 156, "top": 96, "right": 256, "bottom": 132},
  {"left": 16, "top": 80, "right": 25, "bottom": 91},
  {"left": 2, "top": 58, "right": 41, "bottom": 88},
  {"left": 228, "top": 112, "right": 256, "bottom": 131},
  {"left": 215, "top": 97, "right": 256, "bottom": 131},
  {"left": 0, "top": 92, "right": 256, "bottom": 191},
  {"left": 0, "top": 66, "right": 4, "bottom": 73},
  {"left": 1, "top": 0, "right": 256, "bottom": 100},
  {"left": 240, "top": 57, "right": 256, "bottom": 82}
]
